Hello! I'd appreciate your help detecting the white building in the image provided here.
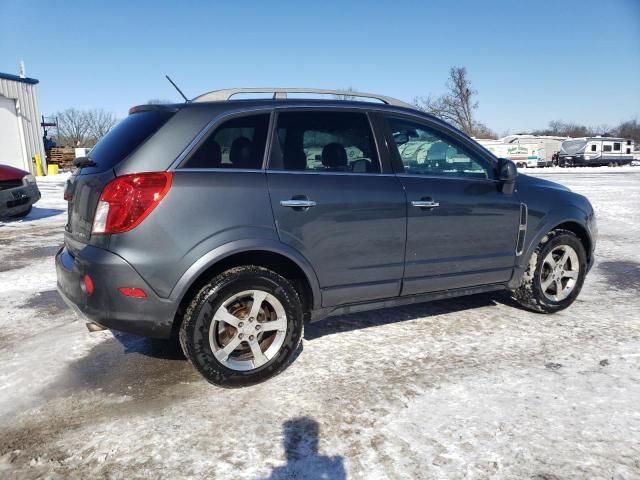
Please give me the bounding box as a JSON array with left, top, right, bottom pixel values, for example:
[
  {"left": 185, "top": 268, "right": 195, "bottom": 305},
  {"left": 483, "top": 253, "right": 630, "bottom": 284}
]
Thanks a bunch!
[{"left": 0, "top": 71, "right": 46, "bottom": 173}]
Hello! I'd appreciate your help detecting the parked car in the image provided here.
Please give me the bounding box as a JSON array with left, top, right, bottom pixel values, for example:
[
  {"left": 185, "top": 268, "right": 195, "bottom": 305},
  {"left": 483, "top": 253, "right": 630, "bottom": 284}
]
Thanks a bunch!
[
  {"left": 56, "top": 88, "right": 597, "bottom": 387},
  {"left": 0, "top": 164, "right": 40, "bottom": 218}
]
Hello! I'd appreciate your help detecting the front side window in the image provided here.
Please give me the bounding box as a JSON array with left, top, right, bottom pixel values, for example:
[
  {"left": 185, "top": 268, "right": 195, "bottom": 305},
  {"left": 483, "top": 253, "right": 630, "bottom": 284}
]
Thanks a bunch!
[
  {"left": 591, "top": 144, "right": 597, "bottom": 152},
  {"left": 613, "top": 142, "right": 621, "bottom": 151},
  {"left": 386, "top": 117, "right": 489, "bottom": 179},
  {"left": 182, "top": 114, "right": 270, "bottom": 169},
  {"left": 603, "top": 144, "right": 612, "bottom": 152},
  {"left": 271, "top": 111, "right": 380, "bottom": 173}
]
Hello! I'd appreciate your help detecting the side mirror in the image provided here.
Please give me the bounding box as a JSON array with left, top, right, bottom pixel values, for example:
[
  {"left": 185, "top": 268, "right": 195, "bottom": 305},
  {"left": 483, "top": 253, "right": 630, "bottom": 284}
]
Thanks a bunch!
[{"left": 497, "top": 158, "right": 517, "bottom": 194}]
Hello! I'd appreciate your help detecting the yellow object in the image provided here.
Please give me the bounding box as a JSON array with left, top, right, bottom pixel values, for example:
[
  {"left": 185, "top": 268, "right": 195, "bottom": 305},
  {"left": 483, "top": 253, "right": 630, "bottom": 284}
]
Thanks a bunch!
[
  {"left": 47, "top": 164, "right": 59, "bottom": 176},
  {"left": 34, "top": 154, "right": 44, "bottom": 176}
]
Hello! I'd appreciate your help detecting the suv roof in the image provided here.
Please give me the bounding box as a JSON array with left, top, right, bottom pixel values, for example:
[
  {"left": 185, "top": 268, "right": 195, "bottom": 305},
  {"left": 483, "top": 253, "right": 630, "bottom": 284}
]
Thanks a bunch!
[{"left": 191, "top": 87, "right": 414, "bottom": 108}]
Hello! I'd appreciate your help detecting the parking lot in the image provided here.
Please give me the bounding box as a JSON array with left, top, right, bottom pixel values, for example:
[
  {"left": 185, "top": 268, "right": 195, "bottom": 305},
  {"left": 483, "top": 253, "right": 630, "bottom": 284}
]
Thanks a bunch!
[{"left": 1, "top": 169, "right": 639, "bottom": 479}]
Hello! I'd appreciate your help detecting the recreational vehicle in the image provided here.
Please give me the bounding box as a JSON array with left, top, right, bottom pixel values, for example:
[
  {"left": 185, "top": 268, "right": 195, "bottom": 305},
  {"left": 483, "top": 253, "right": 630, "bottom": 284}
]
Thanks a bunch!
[
  {"left": 501, "top": 135, "right": 565, "bottom": 167},
  {"left": 558, "top": 137, "right": 635, "bottom": 167},
  {"left": 476, "top": 139, "right": 543, "bottom": 168}
]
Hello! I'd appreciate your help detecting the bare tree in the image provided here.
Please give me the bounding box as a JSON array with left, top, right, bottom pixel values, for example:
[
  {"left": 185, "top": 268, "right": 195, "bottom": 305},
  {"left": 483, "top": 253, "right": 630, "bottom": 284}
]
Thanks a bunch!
[
  {"left": 55, "top": 108, "right": 91, "bottom": 147},
  {"left": 87, "top": 109, "right": 118, "bottom": 144},
  {"left": 472, "top": 122, "right": 498, "bottom": 139},
  {"left": 615, "top": 119, "right": 640, "bottom": 143},
  {"left": 414, "top": 66, "right": 486, "bottom": 136},
  {"left": 533, "top": 120, "right": 592, "bottom": 138},
  {"left": 333, "top": 87, "right": 358, "bottom": 101},
  {"left": 54, "top": 108, "right": 118, "bottom": 147}
]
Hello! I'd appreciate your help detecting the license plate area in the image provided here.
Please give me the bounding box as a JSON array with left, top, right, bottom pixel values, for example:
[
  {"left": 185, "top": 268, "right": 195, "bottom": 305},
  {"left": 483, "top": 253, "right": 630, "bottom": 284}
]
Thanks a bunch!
[{"left": 7, "top": 190, "right": 29, "bottom": 208}]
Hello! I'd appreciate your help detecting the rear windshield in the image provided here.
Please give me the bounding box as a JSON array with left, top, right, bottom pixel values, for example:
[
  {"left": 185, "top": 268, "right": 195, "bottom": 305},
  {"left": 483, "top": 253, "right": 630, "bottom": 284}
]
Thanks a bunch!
[{"left": 81, "top": 110, "right": 174, "bottom": 174}]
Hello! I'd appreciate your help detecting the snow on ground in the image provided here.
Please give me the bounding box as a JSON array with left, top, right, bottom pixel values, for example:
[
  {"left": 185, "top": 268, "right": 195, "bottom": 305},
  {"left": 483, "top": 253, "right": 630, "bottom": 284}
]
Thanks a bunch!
[
  {"left": 0, "top": 170, "right": 639, "bottom": 479},
  {"left": 523, "top": 165, "right": 639, "bottom": 174}
]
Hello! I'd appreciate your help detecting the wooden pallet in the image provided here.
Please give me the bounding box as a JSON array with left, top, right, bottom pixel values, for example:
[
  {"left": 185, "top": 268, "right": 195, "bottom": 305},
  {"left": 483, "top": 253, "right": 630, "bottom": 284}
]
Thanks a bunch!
[{"left": 47, "top": 147, "right": 76, "bottom": 168}]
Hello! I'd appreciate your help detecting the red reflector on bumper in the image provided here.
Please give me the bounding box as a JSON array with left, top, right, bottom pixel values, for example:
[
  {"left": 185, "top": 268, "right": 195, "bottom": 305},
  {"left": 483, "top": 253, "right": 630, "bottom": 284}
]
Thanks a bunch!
[
  {"left": 118, "top": 287, "right": 147, "bottom": 298},
  {"left": 83, "top": 275, "right": 95, "bottom": 295}
]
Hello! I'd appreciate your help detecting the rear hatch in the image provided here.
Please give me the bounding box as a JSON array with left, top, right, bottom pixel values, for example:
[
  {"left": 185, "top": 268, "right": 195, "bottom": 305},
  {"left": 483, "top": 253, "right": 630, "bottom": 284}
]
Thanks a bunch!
[{"left": 64, "top": 109, "right": 174, "bottom": 255}]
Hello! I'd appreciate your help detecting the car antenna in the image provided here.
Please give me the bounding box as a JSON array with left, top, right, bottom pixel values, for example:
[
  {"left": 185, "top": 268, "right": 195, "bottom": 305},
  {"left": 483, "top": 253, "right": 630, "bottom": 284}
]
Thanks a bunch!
[{"left": 165, "top": 75, "right": 189, "bottom": 102}]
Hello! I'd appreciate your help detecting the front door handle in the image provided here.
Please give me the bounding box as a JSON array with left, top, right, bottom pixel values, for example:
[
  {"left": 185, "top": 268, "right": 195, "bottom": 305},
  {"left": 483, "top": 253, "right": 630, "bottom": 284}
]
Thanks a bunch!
[
  {"left": 280, "top": 199, "right": 317, "bottom": 209},
  {"left": 411, "top": 199, "right": 440, "bottom": 209}
]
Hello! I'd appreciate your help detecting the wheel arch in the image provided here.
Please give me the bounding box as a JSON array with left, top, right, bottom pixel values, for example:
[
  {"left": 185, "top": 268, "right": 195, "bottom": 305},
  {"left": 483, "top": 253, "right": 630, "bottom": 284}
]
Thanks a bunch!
[
  {"left": 551, "top": 221, "right": 592, "bottom": 262},
  {"left": 168, "top": 240, "right": 321, "bottom": 336},
  {"left": 510, "top": 213, "right": 594, "bottom": 289}
]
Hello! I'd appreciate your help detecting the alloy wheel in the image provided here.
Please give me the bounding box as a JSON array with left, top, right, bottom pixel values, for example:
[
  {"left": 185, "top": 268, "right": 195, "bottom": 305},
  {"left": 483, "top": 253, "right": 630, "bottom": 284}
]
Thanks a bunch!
[
  {"left": 208, "top": 289, "right": 288, "bottom": 371},
  {"left": 540, "top": 245, "right": 580, "bottom": 302}
]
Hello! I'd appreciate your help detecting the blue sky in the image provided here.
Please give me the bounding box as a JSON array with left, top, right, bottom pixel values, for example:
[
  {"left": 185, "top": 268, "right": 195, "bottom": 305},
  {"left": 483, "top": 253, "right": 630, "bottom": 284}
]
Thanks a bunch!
[{"left": 1, "top": 0, "right": 638, "bottom": 134}]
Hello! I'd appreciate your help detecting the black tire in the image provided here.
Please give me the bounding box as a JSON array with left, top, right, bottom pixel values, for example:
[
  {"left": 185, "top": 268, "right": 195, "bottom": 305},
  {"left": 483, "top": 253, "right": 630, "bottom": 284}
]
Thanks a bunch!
[
  {"left": 179, "top": 266, "right": 303, "bottom": 387},
  {"left": 512, "top": 229, "right": 588, "bottom": 313},
  {"left": 11, "top": 206, "right": 32, "bottom": 218}
]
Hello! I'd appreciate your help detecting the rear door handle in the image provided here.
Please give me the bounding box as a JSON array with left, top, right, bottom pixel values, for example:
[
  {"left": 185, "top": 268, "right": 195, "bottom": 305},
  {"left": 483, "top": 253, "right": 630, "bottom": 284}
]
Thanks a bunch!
[
  {"left": 411, "top": 199, "right": 440, "bottom": 209},
  {"left": 280, "top": 199, "right": 317, "bottom": 209}
]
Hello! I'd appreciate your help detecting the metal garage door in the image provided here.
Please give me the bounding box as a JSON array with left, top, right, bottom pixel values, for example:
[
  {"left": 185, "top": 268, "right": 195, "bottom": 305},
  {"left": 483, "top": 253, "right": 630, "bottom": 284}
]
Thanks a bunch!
[{"left": 0, "top": 96, "right": 26, "bottom": 170}]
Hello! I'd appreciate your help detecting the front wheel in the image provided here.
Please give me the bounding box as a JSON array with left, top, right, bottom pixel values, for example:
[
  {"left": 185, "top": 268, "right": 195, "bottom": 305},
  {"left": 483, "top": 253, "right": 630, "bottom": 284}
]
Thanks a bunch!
[
  {"left": 512, "top": 229, "right": 588, "bottom": 313},
  {"left": 179, "top": 266, "right": 303, "bottom": 387}
]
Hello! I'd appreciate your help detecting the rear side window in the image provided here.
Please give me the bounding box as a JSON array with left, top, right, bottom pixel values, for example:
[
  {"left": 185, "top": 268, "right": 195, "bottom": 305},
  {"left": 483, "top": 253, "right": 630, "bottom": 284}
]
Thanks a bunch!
[
  {"left": 182, "top": 114, "right": 270, "bottom": 169},
  {"left": 603, "top": 144, "right": 612, "bottom": 152},
  {"left": 270, "top": 111, "right": 380, "bottom": 173},
  {"left": 84, "top": 110, "right": 173, "bottom": 174}
]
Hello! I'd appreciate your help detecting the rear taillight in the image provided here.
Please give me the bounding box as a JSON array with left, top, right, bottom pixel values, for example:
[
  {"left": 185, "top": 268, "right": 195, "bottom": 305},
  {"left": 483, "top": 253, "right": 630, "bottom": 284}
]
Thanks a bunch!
[
  {"left": 92, "top": 172, "right": 172, "bottom": 234},
  {"left": 83, "top": 275, "right": 95, "bottom": 295}
]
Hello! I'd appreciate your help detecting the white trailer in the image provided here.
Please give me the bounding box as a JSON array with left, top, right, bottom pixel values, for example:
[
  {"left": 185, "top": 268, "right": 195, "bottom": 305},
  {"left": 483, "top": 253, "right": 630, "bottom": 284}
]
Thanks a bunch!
[
  {"left": 502, "top": 135, "right": 566, "bottom": 166},
  {"left": 558, "top": 137, "right": 635, "bottom": 166},
  {"left": 475, "top": 139, "right": 541, "bottom": 168}
]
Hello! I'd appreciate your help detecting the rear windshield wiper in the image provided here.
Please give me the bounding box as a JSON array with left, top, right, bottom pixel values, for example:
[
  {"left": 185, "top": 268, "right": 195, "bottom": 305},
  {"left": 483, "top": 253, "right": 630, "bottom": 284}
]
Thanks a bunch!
[{"left": 73, "top": 156, "right": 97, "bottom": 168}]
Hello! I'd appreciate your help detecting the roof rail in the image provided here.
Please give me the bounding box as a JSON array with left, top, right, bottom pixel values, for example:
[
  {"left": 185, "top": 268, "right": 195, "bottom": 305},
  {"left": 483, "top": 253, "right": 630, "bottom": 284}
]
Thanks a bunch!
[{"left": 192, "top": 87, "right": 414, "bottom": 108}]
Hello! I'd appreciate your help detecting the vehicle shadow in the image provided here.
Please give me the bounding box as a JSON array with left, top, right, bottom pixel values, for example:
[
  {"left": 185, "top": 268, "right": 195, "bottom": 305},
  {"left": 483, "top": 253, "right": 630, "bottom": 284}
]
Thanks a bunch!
[
  {"left": 0, "top": 207, "right": 64, "bottom": 224},
  {"left": 23, "top": 207, "right": 66, "bottom": 221},
  {"left": 261, "top": 417, "right": 346, "bottom": 480},
  {"left": 111, "top": 331, "right": 186, "bottom": 360},
  {"left": 305, "top": 290, "right": 521, "bottom": 341}
]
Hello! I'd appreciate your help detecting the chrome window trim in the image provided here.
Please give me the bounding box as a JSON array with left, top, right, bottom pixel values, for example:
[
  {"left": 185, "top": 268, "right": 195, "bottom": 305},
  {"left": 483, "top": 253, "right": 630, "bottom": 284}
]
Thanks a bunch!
[
  {"left": 395, "top": 173, "right": 500, "bottom": 183},
  {"left": 265, "top": 169, "right": 397, "bottom": 178},
  {"left": 174, "top": 168, "right": 265, "bottom": 174}
]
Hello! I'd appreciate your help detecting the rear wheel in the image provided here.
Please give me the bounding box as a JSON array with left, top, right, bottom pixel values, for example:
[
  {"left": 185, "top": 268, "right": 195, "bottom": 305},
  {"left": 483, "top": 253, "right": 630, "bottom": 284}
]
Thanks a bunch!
[
  {"left": 179, "top": 266, "right": 303, "bottom": 387},
  {"left": 559, "top": 159, "right": 572, "bottom": 168},
  {"left": 513, "top": 229, "right": 587, "bottom": 313}
]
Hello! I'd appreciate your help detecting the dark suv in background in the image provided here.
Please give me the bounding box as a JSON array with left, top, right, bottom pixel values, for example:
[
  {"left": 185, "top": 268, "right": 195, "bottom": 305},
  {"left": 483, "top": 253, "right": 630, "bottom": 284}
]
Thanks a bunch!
[{"left": 56, "top": 88, "right": 596, "bottom": 386}]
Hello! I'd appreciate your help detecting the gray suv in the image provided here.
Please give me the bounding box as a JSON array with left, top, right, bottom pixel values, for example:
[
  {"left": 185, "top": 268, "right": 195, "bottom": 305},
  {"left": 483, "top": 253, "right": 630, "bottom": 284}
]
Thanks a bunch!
[{"left": 56, "top": 88, "right": 596, "bottom": 387}]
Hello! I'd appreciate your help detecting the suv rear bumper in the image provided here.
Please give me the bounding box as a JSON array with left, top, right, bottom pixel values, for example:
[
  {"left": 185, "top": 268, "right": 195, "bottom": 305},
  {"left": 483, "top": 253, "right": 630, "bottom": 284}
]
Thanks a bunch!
[{"left": 55, "top": 245, "right": 176, "bottom": 338}]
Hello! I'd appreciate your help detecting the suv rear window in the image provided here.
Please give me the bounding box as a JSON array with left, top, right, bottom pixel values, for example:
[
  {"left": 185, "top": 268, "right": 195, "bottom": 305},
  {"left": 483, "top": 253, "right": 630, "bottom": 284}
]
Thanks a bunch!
[{"left": 82, "top": 110, "right": 174, "bottom": 174}]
